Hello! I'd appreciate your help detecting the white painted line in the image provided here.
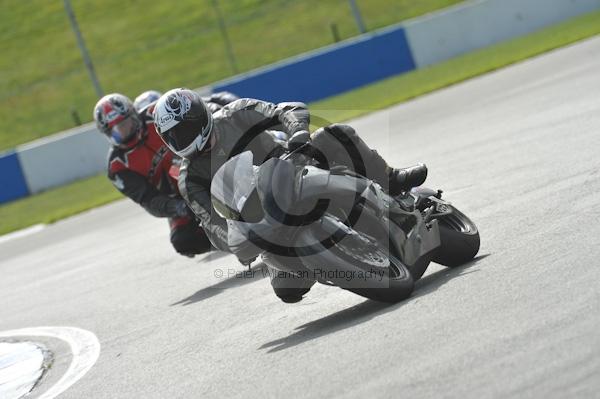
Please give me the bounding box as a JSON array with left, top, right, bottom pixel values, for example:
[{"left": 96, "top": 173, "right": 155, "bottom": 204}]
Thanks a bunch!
[
  {"left": 0, "top": 224, "right": 46, "bottom": 245},
  {"left": 0, "top": 342, "right": 45, "bottom": 399},
  {"left": 0, "top": 327, "right": 100, "bottom": 399}
]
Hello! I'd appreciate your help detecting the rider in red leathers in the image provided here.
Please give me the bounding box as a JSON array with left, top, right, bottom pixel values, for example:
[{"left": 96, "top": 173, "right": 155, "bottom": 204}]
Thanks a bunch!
[{"left": 93, "top": 91, "right": 239, "bottom": 257}]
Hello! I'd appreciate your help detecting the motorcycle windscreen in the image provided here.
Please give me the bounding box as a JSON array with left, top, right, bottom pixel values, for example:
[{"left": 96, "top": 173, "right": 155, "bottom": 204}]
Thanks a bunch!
[
  {"left": 211, "top": 151, "right": 258, "bottom": 221},
  {"left": 256, "top": 157, "right": 297, "bottom": 224}
]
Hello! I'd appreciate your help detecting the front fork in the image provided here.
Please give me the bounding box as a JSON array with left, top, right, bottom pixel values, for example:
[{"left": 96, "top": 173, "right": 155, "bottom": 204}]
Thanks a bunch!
[{"left": 408, "top": 187, "right": 452, "bottom": 223}]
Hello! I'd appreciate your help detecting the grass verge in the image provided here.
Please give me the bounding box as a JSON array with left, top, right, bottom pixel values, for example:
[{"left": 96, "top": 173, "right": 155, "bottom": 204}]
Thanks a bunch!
[
  {"left": 0, "top": 174, "right": 122, "bottom": 236},
  {"left": 0, "top": 0, "right": 463, "bottom": 151},
  {"left": 1, "top": 10, "right": 600, "bottom": 236}
]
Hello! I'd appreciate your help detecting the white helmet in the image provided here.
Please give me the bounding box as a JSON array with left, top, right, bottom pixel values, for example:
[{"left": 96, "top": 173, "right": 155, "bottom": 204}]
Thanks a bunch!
[
  {"left": 153, "top": 88, "right": 213, "bottom": 158},
  {"left": 133, "top": 90, "right": 162, "bottom": 112}
]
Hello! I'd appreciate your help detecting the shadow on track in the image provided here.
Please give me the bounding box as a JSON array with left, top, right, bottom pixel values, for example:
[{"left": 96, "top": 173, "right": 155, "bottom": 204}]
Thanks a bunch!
[
  {"left": 259, "top": 254, "right": 490, "bottom": 353},
  {"left": 413, "top": 253, "right": 490, "bottom": 295},
  {"left": 194, "top": 250, "right": 233, "bottom": 263},
  {"left": 171, "top": 262, "right": 268, "bottom": 306}
]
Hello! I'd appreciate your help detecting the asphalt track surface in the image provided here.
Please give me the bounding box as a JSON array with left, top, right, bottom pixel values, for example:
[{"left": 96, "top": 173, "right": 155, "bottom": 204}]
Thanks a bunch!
[{"left": 2, "top": 37, "right": 600, "bottom": 399}]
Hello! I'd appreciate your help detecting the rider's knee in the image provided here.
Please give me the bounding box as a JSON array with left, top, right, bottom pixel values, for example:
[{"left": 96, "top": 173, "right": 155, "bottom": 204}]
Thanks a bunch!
[
  {"left": 273, "top": 288, "right": 309, "bottom": 303},
  {"left": 270, "top": 270, "right": 316, "bottom": 303},
  {"left": 312, "top": 123, "right": 369, "bottom": 172},
  {"left": 313, "top": 123, "right": 357, "bottom": 144},
  {"left": 170, "top": 223, "right": 212, "bottom": 256}
]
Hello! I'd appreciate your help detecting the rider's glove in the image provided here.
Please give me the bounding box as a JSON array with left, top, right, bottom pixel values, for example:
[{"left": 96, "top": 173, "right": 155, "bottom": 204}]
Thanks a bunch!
[
  {"left": 175, "top": 199, "right": 194, "bottom": 218},
  {"left": 287, "top": 130, "right": 311, "bottom": 151}
]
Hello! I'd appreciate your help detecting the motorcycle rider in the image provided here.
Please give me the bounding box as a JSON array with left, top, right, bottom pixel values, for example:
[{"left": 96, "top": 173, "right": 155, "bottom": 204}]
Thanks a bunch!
[
  {"left": 153, "top": 88, "right": 427, "bottom": 301},
  {"left": 93, "top": 90, "right": 239, "bottom": 257}
]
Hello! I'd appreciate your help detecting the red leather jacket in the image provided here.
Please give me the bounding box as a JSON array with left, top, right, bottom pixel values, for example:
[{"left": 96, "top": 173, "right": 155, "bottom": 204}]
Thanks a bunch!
[
  {"left": 107, "top": 103, "right": 183, "bottom": 217},
  {"left": 107, "top": 92, "right": 239, "bottom": 218}
]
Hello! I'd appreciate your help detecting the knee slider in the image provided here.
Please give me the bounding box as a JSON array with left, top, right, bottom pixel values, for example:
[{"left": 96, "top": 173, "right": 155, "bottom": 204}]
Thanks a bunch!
[{"left": 171, "top": 225, "right": 212, "bottom": 255}]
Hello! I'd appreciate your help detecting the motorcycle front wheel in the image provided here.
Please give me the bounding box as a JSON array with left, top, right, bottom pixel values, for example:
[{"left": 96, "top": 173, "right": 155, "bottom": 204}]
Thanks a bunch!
[{"left": 432, "top": 205, "right": 480, "bottom": 267}]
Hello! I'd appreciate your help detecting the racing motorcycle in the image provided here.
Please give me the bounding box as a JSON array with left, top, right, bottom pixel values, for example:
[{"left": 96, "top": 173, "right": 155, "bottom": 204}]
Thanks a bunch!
[{"left": 210, "top": 143, "right": 480, "bottom": 303}]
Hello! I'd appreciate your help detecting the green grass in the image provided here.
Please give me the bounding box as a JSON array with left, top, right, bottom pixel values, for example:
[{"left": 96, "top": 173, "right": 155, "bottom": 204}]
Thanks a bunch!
[
  {"left": 2, "top": 9, "right": 600, "bottom": 236},
  {"left": 0, "top": 174, "right": 122, "bottom": 236},
  {"left": 0, "top": 0, "right": 463, "bottom": 151}
]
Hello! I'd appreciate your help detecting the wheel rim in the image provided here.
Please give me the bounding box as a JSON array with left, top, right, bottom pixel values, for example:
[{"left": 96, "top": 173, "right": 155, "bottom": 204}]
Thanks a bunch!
[
  {"left": 335, "top": 236, "right": 390, "bottom": 268},
  {"left": 331, "top": 233, "right": 407, "bottom": 279}
]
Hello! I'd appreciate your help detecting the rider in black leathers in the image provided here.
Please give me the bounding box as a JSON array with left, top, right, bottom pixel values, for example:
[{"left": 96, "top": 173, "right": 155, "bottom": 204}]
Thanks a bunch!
[{"left": 153, "top": 88, "right": 427, "bottom": 302}]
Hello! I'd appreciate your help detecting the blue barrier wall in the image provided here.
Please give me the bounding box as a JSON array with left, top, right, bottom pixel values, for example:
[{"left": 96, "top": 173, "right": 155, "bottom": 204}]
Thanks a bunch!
[
  {"left": 0, "top": 151, "right": 29, "bottom": 203},
  {"left": 3, "top": 0, "right": 599, "bottom": 206},
  {"left": 214, "top": 26, "right": 415, "bottom": 104}
]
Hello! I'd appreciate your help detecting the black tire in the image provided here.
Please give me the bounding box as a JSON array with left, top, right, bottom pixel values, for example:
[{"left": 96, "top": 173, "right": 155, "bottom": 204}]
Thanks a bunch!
[
  {"left": 432, "top": 206, "right": 480, "bottom": 267},
  {"left": 295, "top": 217, "right": 414, "bottom": 303}
]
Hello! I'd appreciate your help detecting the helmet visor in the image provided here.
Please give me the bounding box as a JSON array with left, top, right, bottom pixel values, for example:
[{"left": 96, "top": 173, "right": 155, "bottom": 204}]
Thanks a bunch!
[
  {"left": 163, "top": 118, "right": 212, "bottom": 153},
  {"left": 110, "top": 116, "right": 139, "bottom": 144}
]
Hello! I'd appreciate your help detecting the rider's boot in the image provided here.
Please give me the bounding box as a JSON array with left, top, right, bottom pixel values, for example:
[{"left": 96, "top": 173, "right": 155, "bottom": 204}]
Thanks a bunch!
[{"left": 387, "top": 163, "right": 428, "bottom": 196}]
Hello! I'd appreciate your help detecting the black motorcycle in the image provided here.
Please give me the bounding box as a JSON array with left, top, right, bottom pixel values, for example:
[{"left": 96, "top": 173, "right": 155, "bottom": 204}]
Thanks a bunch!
[{"left": 210, "top": 144, "right": 480, "bottom": 303}]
